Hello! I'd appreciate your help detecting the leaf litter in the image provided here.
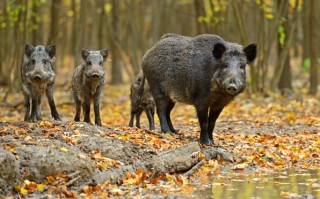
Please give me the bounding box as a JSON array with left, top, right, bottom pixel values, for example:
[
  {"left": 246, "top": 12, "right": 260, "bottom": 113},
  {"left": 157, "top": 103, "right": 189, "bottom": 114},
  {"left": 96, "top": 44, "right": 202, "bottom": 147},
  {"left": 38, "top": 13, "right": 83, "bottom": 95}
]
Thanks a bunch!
[{"left": 0, "top": 85, "right": 319, "bottom": 198}]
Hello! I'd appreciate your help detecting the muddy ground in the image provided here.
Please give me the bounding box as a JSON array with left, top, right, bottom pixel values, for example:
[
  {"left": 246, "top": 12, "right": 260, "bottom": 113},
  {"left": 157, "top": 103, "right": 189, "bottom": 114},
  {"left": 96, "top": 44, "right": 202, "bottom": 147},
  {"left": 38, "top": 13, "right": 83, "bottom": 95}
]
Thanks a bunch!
[{"left": 0, "top": 120, "right": 318, "bottom": 197}]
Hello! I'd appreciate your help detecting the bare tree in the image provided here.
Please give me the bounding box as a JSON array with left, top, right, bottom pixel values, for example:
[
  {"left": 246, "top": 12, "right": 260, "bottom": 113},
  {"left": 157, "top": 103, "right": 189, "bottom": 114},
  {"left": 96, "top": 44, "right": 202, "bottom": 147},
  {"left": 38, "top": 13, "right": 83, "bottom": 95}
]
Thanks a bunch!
[
  {"left": 194, "top": 0, "right": 209, "bottom": 34},
  {"left": 110, "top": 0, "right": 123, "bottom": 84},
  {"left": 47, "top": 0, "right": 62, "bottom": 45},
  {"left": 308, "top": 0, "right": 318, "bottom": 94}
]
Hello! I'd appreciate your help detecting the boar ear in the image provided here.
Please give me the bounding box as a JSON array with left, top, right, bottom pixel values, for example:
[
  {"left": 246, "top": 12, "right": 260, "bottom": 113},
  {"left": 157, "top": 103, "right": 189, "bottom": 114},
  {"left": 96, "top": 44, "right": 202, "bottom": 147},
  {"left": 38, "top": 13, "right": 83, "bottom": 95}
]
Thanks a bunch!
[
  {"left": 25, "top": 44, "right": 35, "bottom": 58},
  {"left": 100, "top": 49, "right": 108, "bottom": 61},
  {"left": 82, "top": 49, "right": 90, "bottom": 61},
  {"left": 45, "top": 45, "right": 56, "bottom": 59},
  {"left": 243, "top": 44, "right": 257, "bottom": 64},
  {"left": 213, "top": 43, "right": 226, "bottom": 60}
]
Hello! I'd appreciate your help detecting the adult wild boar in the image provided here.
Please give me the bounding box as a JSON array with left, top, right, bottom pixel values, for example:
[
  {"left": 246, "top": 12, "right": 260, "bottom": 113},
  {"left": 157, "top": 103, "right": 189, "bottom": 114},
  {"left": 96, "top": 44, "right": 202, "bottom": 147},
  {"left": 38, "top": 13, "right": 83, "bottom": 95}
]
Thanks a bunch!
[
  {"left": 72, "top": 49, "right": 108, "bottom": 126},
  {"left": 21, "top": 44, "right": 61, "bottom": 122},
  {"left": 142, "top": 34, "right": 257, "bottom": 145}
]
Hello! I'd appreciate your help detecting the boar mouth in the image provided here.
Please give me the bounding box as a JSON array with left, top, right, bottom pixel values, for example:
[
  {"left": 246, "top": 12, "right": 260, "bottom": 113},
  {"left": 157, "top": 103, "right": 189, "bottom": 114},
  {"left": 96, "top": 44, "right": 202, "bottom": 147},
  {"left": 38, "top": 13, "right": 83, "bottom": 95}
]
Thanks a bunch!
[
  {"left": 86, "top": 72, "right": 104, "bottom": 81},
  {"left": 224, "top": 83, "right": 246, "bottom": 95}
]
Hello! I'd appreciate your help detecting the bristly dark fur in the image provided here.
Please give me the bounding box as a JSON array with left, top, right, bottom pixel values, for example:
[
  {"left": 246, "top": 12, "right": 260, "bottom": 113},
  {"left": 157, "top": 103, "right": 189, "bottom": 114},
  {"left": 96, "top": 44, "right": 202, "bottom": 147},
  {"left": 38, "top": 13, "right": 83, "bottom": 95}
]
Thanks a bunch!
[
  {"left": 72, "top": 49, "right": 108, "bottom": 126},
  {"left": 21, "top": 44, "right": 60, "bottom": 122},
  {"left": 129, "top": 72, "right": 155, "bottom": 130},
  {"left": 142, "top": 33, "right": 257, "bottom": 145}
]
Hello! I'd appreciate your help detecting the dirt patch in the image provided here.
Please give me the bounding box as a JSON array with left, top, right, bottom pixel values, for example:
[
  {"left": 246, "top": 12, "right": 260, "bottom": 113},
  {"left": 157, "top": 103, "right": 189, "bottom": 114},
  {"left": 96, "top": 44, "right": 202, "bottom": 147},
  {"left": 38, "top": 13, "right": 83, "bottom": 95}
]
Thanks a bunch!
[{"left": 0, "top": 121, "right": 318, "bottom": 197}]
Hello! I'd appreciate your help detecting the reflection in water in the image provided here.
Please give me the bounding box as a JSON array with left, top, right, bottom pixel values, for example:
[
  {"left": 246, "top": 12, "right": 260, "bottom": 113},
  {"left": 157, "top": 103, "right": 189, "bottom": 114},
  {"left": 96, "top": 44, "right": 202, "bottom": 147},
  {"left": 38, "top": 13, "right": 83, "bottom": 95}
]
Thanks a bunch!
[{"left": 184, "top": 168, "right": 320, "bottom": 199}]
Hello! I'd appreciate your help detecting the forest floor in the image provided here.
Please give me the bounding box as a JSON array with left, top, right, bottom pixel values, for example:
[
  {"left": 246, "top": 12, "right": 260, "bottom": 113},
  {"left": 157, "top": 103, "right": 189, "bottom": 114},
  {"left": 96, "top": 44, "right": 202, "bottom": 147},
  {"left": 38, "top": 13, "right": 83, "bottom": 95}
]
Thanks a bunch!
[{"left": 0, "top": 84, "right": 319, "bottom": 198}]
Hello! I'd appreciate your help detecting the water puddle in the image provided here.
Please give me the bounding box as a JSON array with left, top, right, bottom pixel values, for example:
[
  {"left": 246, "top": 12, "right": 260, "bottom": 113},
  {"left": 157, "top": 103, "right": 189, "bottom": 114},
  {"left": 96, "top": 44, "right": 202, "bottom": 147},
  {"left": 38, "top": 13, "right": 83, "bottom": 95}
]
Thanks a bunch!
[{"left": 181, "top": 167, "right": 320, "bottom": 199}]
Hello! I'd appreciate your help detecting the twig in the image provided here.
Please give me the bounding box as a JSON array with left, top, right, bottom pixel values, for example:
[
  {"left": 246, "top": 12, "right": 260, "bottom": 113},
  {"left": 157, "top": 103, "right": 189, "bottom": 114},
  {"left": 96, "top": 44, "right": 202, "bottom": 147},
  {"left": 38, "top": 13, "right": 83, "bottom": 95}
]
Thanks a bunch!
[
  {"left": 183, "top": 160, "right": 205, "bottom": 178},
  {"left": 64, "top": 176, "right": 81, "bottom": 187},
  {"left": 68, "top": 171, "right": 81, "bottom": 178},
  {"left": 143, "top": 129, "right": 168, "bottom": 139}
]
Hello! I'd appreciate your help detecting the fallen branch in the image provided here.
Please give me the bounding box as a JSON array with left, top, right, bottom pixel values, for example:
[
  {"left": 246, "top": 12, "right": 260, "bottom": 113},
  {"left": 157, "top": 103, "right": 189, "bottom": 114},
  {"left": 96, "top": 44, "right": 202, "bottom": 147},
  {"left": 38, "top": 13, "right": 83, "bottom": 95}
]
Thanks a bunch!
[{"left": 183, "top": 160, "right": 205, "bottom": 178}]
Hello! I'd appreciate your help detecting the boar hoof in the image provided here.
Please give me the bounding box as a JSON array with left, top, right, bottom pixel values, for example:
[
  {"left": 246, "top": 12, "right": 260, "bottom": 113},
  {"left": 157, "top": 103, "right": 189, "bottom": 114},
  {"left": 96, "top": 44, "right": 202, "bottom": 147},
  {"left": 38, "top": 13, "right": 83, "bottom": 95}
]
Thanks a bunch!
[
  {"left": 54, "top": 115, "right": 62, "bottom": 121},
  {"left": 28, "top": 117, "right": 38, "bottom": 123},
  {"left": 200, "top": 138, "right": 214, "bottom": 146},
  {"left": 149, "top": 126, "right": 155, "bottom": 130},
  {"left": 95, "top": 121, "right": 102, "bottom": 126}
]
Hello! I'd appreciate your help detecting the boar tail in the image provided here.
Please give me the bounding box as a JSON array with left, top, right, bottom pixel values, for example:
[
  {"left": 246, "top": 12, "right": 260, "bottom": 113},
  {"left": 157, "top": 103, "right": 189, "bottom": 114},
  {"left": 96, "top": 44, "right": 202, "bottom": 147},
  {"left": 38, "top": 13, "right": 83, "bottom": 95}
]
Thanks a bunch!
[{"left": 137, "top": 74, "right": 145, "bottom": 101}]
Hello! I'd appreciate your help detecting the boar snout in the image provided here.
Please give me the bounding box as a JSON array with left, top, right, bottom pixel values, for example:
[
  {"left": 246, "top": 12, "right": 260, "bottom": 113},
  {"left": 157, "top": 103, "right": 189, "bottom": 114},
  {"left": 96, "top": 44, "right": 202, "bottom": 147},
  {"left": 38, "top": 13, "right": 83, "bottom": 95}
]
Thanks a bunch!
[
  {"left": 91, "top": 73, "right": 100, "bottom": 79},
  {"left": 226, "top": 83, "right": 238, "bottom": 95},
  {"left": 33, "top": 74, "right": 43, "bottom": 81}
]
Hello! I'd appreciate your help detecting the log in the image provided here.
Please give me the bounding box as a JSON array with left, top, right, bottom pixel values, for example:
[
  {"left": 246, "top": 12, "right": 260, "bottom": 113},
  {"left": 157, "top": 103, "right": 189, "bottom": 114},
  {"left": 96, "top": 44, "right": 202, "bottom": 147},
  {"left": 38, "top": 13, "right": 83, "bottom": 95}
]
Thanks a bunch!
[{"left": 0, "top": 121, "right": 234, "bottom": 195}]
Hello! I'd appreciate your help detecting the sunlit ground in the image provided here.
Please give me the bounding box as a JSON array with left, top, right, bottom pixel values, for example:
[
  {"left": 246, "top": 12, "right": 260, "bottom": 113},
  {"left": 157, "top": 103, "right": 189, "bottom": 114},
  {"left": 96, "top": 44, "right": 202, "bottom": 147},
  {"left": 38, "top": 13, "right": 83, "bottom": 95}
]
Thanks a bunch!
[
  {"left": 0, "top": 63, "right": 320, "bottom": 198},
  {"left": 1, "top": 83, "right": 319, "bottom": 127}
]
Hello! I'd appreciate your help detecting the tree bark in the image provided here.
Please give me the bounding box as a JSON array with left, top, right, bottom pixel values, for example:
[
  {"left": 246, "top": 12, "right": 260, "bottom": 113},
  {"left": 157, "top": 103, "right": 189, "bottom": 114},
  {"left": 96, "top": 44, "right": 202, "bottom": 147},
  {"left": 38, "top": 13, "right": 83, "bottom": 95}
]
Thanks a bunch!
[
  {"left": 278, "top": 3, "right": 292, "bottom": 92},
  {"left": 47, "top": 0, "right": 61, "bottom": 45},
  {"left": 194, "top": 0, "right": 209, "bottom": 34},
  {"left": 302, "top": 0, "right": 310, "bottom": 62},
  {"left": 308, "top": 0, "right": 318, "bottom": 94},
  {"left": 272, "top": 0, "right": 299, "bottom": 90},
  {"left": 110, "top": 0, "right": 123, "bottom": 84},
  {"left": 31, "top": 1, "right": 43, "bottom": 44}
]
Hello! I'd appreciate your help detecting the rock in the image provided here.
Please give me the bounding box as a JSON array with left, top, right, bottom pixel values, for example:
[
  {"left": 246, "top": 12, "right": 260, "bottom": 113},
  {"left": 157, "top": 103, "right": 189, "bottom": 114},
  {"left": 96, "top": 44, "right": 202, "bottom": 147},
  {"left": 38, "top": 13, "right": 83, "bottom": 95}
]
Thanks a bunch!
[
  {"left": 16, "top": 144, "right": 95, "bottom": 184},
  {"left": 0, "top": 148, "right": 20, "bottom": 195}
]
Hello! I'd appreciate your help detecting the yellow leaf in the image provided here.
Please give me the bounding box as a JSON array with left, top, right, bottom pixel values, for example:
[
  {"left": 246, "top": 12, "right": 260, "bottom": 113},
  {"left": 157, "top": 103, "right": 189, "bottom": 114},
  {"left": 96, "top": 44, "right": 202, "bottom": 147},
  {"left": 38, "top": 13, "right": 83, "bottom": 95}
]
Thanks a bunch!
[
  {"left": 246, "top": 156, "right": 255, "bottom": 163},
  {"left": 20, "top": 187, "right": 28, "bottom": 195},
  {"left": 37, "top": 184, "right": 46, "bottom": 191},
  {"left": 60, "top": 147, "right": 68, "bottom": 152},
  {"left": 265, "top": 13, "right": 274, "bottom": 19}
]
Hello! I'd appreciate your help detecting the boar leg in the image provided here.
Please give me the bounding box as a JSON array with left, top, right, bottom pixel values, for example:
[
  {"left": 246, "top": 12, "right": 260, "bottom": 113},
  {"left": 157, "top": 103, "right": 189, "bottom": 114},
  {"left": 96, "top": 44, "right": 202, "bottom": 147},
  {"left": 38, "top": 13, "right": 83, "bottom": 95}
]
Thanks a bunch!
[
  {"left": 155, "top": 97, "right": 173, "bottom": 133},
  {"left": 46, "top": 85, "right": 61, "bottom": 120},
  {"left": 74, "top": 95, "right": 81, "bottom": 122},
  {"left": 29, "top": 96, "right": 38, "bottom": 122},
  {"left": 36, "top": 95, "right": 42, "bottom": 121},
  {"left": 93, "top": 95, "right": 102, "bottom": 126},
  {"left": 165, "top": 100, "right": 176, "bottom": 133},
  {"left": 150, "top": 85, "right": 173, "bottom": 133},
  {"left": 146, "top": 107, "right": 155, "bottom": 130},
  {"left": 135, "top": 109, "right": 143, "bottom": 128},
  {"left": 129, "top": 110, "right": 135, "bottom": 127},
  {"left": 196, "top": 106, "right": 212, "bottom": 145},
  {"left": 23, "top": 94, "right": 31, "bottom": 121},
  {"left": 208, "top": 107, "right": 223, "bottom": 143},
  {"left": 82, "top": 98, "right": 91, "bottom": 124}
]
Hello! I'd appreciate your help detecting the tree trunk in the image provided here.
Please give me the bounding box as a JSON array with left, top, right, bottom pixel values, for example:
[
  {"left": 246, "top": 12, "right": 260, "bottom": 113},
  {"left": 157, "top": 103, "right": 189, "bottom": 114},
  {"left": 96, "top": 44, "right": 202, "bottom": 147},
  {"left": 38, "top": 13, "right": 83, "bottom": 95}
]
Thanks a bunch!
[
  {"left": 278, "top": 56, "right": 292, "bottom": 91},
  {"left": 278, "top": 3, "right": 292, "bottom": 92},
  {"left": 308, "top": 0, "right": 318, "bottom": 94},
  {"left": 194, "top": 0, "right": 209, "bottom": 34},
  {"left": 71, "top": 0, "right": 78, "bottom": 66},
  {"left": 97, "top": 0, "right": 105, "bottom": 50},
  {"left": 302, "top": 0, "right": 310, "bottom": 62},
  {"left": 31, "top": 1, "right": 43, "bottom": 44},
  {"left": 47, "top": 0, "right": 61, "bottom": 45},
  {"left": 272, "top": 0, "right": 299, "bottom": 90},
  {"left": 110, "top": 0, "right": 123, "bottom": 84}
]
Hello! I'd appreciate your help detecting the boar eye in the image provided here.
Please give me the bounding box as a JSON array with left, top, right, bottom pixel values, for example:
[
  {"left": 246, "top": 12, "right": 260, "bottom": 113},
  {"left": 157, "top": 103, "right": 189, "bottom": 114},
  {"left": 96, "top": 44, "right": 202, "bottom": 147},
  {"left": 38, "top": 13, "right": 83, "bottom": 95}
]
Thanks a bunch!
[
  {"left": 222, "top": 64, "right": 228, "bottom": 69},
  {"left": 99, "top": 61, "right": 103, "bottom": 65},
  {"left": 87, "top": 61, "right": 92, "bottom": 65},
  {"left": 240, "top": 64, "right": 245, "bottom": 69},
  {"left": 30, "top": 59, "right": 36, "bottom": 65}
]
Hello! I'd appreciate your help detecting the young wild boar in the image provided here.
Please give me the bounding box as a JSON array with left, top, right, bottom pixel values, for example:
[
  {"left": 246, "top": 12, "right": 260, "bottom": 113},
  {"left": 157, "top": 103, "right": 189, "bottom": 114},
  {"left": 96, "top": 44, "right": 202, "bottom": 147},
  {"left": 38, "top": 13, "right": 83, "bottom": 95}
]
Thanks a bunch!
[
  {"left": 21, "top": 44, "right": 61, "bottom": 122},
  {"left": 142, "top": 34, "right": 257, "bottom": 145},
  {"left": 129, "top": 73, "right": 155, "bottom": 130},
  {"left": 72, "top": 49, "right": 108, "bottom": 126}
]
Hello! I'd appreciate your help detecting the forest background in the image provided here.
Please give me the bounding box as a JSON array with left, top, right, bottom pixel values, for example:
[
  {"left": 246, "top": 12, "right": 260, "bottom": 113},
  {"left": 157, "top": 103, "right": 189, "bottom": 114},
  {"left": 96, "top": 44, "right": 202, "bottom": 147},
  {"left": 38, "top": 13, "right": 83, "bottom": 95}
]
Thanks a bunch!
[
  {"left": 0, "top": 0, "right": 320, "bottom": 197},
  {"left": 0, "top": 0, "right": 319, "bottom": 97}
]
